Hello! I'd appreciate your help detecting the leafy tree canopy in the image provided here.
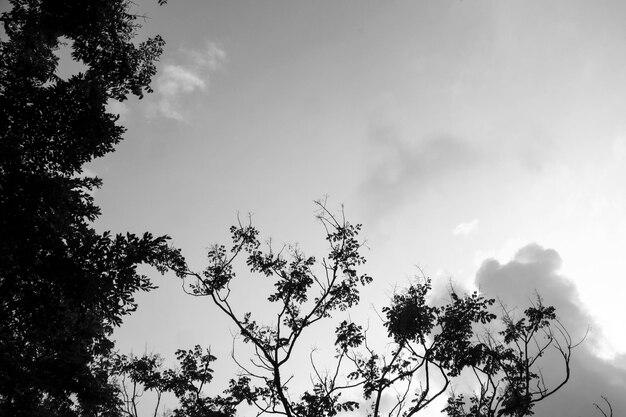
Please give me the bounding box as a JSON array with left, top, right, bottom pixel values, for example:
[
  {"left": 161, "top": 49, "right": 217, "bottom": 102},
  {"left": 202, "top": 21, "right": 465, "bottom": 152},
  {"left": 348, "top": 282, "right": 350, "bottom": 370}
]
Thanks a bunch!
[{"left": 0, "top": 1, "right": 183, "bottom": 415}]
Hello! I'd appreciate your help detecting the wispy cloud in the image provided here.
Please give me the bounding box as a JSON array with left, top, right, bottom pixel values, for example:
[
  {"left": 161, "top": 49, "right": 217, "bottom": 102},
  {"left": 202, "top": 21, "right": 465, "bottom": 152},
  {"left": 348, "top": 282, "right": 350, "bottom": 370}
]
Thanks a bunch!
[
  {"left": 360, "top": 127, "right": 482, "bottom": 216},
  {"left": 452, "top": 218, "right": 479, "bottom": 235},
  {"left": 150, "top": 41, "right": 226, "bottom": 121},
  {"left": 182, "top": 42, "right": 226, "bottom": 71}
]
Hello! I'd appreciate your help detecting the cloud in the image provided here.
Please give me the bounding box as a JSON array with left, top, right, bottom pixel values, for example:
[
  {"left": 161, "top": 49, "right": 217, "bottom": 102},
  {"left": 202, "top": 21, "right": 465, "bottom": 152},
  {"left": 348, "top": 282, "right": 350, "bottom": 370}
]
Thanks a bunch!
[
  {"left": 153, "top": 65, "right": 206, "bottom": 121},
  {"left": 474, "top": 244, "right": 626, "bottom": 417},
  {"left": 452, "top": 218, "right": 479, "bottom": 236},
  {"left": 150, "top": 41, "right": 226, "bottom": 121},
  {"left": 158, "top": 65, "right": 206, "bottom": 95},
  {"left": 360, "top": 128, "right": 482, "bottom": 216},
  {"left": 183, "top": 42, "right": 226, "bottom": 71}
]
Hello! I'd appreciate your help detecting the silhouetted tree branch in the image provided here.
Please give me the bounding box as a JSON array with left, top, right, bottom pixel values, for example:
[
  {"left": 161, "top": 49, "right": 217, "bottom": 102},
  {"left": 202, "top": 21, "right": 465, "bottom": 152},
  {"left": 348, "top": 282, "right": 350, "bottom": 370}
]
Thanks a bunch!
[
  {"left": 159, "top": 202, "right": 581, "bottom": 417},
  {"left": 593, "top": 396, "right": 613, "bottom": 417},
  {"left": 444, "top": 296, "right": 584, "bottom": 417}
]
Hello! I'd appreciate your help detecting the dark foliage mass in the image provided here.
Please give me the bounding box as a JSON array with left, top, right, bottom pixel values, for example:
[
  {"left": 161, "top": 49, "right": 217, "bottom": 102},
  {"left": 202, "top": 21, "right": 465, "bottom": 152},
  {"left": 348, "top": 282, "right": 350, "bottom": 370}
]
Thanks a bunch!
[{"left": 0, "top": 1, "right": 182, "bottom": 415}]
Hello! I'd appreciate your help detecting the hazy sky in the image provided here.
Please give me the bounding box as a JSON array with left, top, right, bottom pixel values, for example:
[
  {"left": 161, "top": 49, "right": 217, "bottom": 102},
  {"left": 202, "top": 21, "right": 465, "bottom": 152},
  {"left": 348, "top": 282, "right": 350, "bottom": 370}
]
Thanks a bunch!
[{"left": 76, "top": 0, "right": 626, "bottom": 415}]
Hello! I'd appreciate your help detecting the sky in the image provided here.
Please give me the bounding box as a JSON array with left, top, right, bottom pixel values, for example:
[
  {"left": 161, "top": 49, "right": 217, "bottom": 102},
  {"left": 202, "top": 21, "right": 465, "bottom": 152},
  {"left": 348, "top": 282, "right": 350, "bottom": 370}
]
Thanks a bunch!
[{"left": 52, "top": 0, "right": 626, "bottom": 415}]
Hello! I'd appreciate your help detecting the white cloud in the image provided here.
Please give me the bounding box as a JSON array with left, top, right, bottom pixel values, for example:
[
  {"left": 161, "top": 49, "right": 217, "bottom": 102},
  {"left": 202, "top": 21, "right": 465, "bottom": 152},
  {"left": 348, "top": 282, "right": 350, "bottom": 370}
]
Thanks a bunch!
[
  {"left": 184, "top": 42, "right": 227, "bottom": 71},
  {"left": 452, "top": 218, "right": 479, "bottom": 235},
  {"left": 158, "top": 65, "right": 206, "bottom": 96},
  {"left": 150, "top": 41, "right": 226, "bottom": 121}
]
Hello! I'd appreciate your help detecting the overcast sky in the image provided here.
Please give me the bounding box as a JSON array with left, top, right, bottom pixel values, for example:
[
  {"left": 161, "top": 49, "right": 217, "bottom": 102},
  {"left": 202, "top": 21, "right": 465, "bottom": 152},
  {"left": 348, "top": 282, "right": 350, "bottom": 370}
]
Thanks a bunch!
[{"left": 76, "top": 1, "right": 626, "bottom": 415}]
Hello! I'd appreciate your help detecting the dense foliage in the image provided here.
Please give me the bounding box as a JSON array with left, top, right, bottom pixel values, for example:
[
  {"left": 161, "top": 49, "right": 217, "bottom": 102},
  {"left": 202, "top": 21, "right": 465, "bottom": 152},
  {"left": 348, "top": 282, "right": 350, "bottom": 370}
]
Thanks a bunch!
[{"left": 0, "top": 1, "right": 181, "bottom": 415}]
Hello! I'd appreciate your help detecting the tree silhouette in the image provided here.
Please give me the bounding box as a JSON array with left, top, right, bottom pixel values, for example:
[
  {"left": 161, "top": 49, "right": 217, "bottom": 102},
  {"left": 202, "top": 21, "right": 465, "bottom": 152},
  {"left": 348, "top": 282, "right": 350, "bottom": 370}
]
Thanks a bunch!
[
  {"left": 593, "top": 397, "right": 613, "bottom": 417},
  {"left": 443, "top": 297, "right": 580, "bottom": 417},
  {"left": 135, "top": 201, "right": 579, "bottom": 417},
  {"left": 0, "top": 1, "right": 183, "bottom": 415},
  {"left": 113, "top": 347, "right": 257, "bottom": 417}
]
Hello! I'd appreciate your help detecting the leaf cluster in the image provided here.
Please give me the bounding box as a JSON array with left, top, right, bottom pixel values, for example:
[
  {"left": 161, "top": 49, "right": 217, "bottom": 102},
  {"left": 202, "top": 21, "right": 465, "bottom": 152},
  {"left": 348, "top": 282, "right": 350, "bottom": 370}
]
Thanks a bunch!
[{"left": 114, "top": 347, "right": 262, "bottom": 417}]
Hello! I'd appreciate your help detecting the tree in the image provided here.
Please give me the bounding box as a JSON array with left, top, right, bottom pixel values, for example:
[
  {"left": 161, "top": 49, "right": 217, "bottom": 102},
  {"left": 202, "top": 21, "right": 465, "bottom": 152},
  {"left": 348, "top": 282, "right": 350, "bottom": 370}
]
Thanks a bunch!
[
  {"left": 593, "top": 397, "right": 613, "bottom": 417},
  {"left": 0, "top": 1, "right": 183, "bottom": 415},
  {"left": 443, "top": 297, "right": 579, "bottom": 417},
  {"left": 112, "top": 348, "right": 255, "bottom": 417},
  {"left": 125, "top": 201, "right": 577, "bottom": 417}
]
